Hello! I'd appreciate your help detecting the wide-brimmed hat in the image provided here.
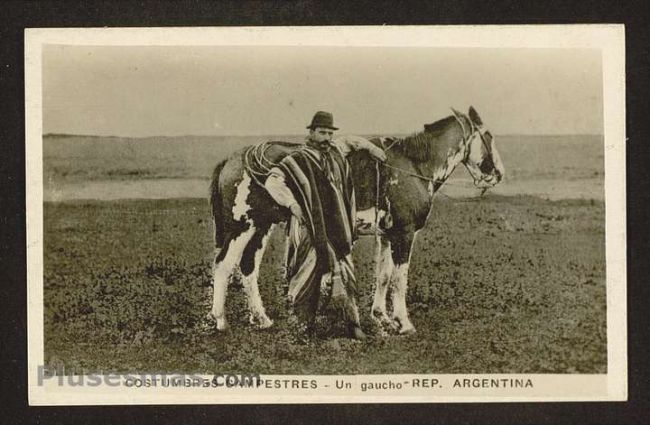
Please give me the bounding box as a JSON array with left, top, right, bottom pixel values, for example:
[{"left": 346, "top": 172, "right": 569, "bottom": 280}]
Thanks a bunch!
[{"left": 306, "top": 111, "right": 339, "bottom": 130}]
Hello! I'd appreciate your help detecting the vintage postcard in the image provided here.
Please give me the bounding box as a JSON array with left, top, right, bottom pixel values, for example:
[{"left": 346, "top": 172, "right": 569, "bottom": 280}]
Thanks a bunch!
[{"left": 26, "top": 25, "right": 626, "bottom": 404}]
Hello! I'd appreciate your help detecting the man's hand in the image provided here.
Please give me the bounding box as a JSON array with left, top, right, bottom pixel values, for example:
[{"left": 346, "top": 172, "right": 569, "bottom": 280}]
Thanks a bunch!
[
  {"left": 334, "top": 135, "right": 387, "bottom": 162},
  {"left": 367, "top": 146, "right": 387, "bottom": 162},
  {"left": 289, "top": 203, "right": 305, "bottom": 225}
]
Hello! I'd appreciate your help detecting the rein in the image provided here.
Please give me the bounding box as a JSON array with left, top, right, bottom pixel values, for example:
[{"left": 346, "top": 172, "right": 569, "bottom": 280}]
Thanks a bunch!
[{"left": 379, "top": 162, "right": 440, "bottom": 184}]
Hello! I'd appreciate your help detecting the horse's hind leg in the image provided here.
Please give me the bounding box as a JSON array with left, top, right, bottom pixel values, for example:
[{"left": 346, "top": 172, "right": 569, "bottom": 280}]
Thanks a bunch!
[
  {"left": 240, "top": 224, "right": 275, "bottom": 329},
  {"left": 209, "top": 225, "right": 256, "bottom": 331},
  {"left": 371, "top": 236, "right": 396, "bottom": 330}
]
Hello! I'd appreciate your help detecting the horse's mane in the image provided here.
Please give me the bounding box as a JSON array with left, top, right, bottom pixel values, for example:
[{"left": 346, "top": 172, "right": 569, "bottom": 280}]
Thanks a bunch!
[
  {"left": 392, "top": 115, "right": 456, "bottom": 162},
  {"left": 423, "top": 115, "right": 456, "bottom": 136}
]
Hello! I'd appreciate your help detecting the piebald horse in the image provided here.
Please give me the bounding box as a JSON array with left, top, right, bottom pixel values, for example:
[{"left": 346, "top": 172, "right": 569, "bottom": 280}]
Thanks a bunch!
[{"left": 208, "top": 106, "right": 504, "bottom": 334}]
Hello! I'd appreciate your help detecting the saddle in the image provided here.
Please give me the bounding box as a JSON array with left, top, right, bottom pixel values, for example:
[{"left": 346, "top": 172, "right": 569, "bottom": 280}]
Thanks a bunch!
[{"left": 242, "top": 141, "right": 302, "bottom": 187}]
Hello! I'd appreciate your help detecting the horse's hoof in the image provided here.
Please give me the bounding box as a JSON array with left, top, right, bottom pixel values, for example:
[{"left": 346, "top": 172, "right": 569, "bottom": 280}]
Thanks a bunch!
[
  {"left": 251, "top": 315, "right": 274, "bottom": 329},
  {"left": 389, "top": 319, "right": 402, "bottom": 332},
  {"left": 391, "top": 317, "right": 415, "bottom": 334},
  {"left": 399, "top": 325, "right": 417, "bottom": 335},
  {"left": 213, "top": 316, "right": 229, "bottom": 331},
  {"left": 259, "top": 319, "right": 274, "bottom": 329},
  {"left": 207, "top": 311, "right": 229, "bottom": 331}
]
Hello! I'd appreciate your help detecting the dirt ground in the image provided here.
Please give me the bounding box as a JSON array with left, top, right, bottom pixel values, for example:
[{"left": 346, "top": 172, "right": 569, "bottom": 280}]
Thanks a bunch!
[{"left": 43, "top": 195, "right": 606, "bottom": 374}]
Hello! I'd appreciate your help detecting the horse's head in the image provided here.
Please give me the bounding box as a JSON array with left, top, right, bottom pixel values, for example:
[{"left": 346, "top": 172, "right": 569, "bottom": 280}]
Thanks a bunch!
[{"left": 456, "top": 106, "right": 505, "bottom": 189}]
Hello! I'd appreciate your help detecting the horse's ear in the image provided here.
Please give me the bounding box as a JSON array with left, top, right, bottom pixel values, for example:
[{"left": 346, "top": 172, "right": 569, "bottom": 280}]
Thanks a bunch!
[{"left": 468, "top": 106, "right": 483, "bottom": 127}]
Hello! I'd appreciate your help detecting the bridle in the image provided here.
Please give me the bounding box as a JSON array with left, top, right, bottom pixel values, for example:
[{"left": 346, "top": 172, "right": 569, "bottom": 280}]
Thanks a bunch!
[
  {"left": 375, "top": 109, "right": 489, "bottom": 187},
  {"left": 451, "top": 108, "right": 493, "bottom": 164}
]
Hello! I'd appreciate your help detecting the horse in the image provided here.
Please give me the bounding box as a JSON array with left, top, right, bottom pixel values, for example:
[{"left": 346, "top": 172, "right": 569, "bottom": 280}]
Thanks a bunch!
[{"left": 207, "top": 106, "right": 505, "bottom": 335}]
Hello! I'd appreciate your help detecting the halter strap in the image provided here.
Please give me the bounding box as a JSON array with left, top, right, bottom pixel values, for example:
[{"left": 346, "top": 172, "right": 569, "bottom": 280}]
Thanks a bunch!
[
  {"left": 451, "top": 108, "right": 481, "bottom": 159},
  {"left": 451, "top": 108, "right": 494, "bottom": 160},
  {"left": 451, "top": 108, "right": 470, "bottom": 141}
]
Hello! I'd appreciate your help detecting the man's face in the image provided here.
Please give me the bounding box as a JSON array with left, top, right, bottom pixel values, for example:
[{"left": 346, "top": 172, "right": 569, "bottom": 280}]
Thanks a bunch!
[{"left": 308, "top": 127, "right": 334, "bottom": 150}]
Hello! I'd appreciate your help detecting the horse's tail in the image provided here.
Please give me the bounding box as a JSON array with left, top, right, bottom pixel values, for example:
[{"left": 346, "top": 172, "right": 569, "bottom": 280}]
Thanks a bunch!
[{"left": 210, "top": 159, "right": 227, "bottom": 248}]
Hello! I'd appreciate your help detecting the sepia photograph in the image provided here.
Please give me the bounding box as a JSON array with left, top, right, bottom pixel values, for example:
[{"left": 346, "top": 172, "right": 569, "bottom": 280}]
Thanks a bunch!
[{"left": 26, "top": 25, "right": 626, "bottom": 404}]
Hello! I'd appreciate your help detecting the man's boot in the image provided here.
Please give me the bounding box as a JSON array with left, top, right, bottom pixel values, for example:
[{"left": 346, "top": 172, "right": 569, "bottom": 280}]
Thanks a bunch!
[{"left": 348, "top": 322, "right": 367, "bottom": 340}]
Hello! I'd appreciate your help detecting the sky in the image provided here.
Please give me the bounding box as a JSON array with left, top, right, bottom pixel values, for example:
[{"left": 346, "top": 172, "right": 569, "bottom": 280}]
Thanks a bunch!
[{"left": 42, "top": 45, "right": 603, "bottom": 137}]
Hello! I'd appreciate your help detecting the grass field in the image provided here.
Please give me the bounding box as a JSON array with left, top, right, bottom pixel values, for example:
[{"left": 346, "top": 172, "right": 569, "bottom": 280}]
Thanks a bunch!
[{"left": 43, "top": 195, "right": 606, "bottom": 375}]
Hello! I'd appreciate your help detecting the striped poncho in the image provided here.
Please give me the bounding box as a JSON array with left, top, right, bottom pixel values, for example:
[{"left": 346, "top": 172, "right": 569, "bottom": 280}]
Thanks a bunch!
[{"left": 277, "top": 145, "right": 357, "bottom": 315}]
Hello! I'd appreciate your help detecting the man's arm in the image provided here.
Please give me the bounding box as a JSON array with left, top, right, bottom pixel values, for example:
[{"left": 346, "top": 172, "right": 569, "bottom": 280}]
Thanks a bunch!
[
  {"left": 333, "top": 135, "right": 387, "bottom": 162},
  {"left": 265, "top": 168, "right": 304, "bottom": 223}
]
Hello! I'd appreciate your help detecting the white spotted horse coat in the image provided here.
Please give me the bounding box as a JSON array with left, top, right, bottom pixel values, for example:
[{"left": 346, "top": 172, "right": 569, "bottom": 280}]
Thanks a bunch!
[
  {"left": 208, "top": 107, "right": 504, "bottom": 334},
  {"left": 208, "top": 138, "right": 379, "bottom": 331}
]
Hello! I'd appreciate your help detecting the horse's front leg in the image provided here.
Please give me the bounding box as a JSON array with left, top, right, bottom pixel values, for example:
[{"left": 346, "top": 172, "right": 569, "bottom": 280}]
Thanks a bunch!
[
  {"left": 371, "top": 236, "right": 397, "bottom": 331},
  {"left": 240, "top": 224, "right": 275, "bottom": 329},
  {"left": 389, "top": 231, "right": 416, "bottom": 335}
]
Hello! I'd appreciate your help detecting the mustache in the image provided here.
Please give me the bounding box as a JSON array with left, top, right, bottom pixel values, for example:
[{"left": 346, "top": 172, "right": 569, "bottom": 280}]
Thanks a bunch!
[{"left": 308, "top": 139, "right": 333, "bottom": 150}]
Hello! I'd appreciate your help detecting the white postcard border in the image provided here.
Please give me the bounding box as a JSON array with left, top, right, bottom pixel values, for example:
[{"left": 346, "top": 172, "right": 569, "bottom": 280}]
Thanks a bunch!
[{"left": 25, "top": 25, "right": 627, "bottom": 405}]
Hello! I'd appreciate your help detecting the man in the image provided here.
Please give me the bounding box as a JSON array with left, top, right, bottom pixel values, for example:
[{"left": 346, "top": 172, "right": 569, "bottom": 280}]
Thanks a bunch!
[{"left": 264, "top": 111, "right": 386, "bottom": 339}]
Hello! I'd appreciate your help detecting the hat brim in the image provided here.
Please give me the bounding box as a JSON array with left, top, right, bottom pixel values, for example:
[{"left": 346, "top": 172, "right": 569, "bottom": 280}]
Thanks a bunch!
[{"left": 307, "top": 125, "right": 339, "bottom": 130}]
